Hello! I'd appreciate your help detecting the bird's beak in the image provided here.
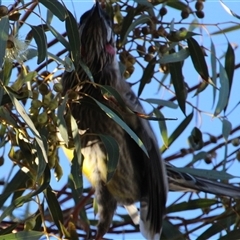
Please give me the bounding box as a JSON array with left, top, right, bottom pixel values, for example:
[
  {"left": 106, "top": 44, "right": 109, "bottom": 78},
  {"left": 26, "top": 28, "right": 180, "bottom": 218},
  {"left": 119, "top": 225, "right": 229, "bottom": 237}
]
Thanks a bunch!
[{"left": 91, "top": 2, "right": 103, "bottom": 19}]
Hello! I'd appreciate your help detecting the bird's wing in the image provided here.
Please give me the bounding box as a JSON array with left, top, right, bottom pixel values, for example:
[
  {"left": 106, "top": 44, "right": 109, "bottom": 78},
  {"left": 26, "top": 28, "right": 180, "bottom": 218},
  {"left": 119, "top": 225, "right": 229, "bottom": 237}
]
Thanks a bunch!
[
  {"left": 167, "top": 163, "right": 240, "bottom": 198},
  {"left": 117, "top": 78, "right": 168, "bottom": 238}
]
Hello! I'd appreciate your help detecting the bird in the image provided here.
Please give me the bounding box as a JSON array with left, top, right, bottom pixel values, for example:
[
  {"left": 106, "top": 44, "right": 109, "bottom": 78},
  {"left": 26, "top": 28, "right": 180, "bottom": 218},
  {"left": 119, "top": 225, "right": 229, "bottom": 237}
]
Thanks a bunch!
[
  {"left": 61, "top": 2, "right": 240, "bottom": 239},
  {"left": 62, "top": 1, "right": 168, "bottom": 239}
]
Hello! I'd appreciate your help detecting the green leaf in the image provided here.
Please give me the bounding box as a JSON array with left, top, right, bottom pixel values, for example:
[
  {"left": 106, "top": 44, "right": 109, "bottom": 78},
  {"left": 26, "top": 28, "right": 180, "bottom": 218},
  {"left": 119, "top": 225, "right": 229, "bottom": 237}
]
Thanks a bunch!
[
  {"left": 5, "top": 91, "right": 48, "bottom": 164},
  {"left": 0, "top": 16, "right": 9, "bottom": 67},
  {"left": 46, "top": 8, "right": 53, "bottom": 25},
  {"left": 138, "top": 57, "right": 156, "bottom": 97},
  {"left": 0, "top": 231, "right": 43, "bottom": 240},
  {"left": 30, "top": 25, "right": 47, "bottom": 64},
  {"left": 210, "top": 40, "right": 217, "bottom": 107},
  {"left": 169, "top": 60, "right": 186, "bottom": 115},
  {"left": 162, "top": 220, "right": 185, "bottom": 240},
  {"left": 99, "top": 134, "right": 119, "bottom": 182},
  {"left": 224, "top": 43, "right": 235, "bottom": 112},
  {"left": 167, "top": 199, "right": 218, "bottom": 213},
  {"left": 176, "top": 167, "right": 236, "bottom": 180},
  {"left": 70, "top": 151, "right": 83, "bottom": 194},
  {"left": 57, "top": 95, "right": 69, "bottom": 145},
  {"left": 46, "top": 23, "right": 70, "bottom": 50},
  {"left": 166, "top": 1, "right": 188, "bottom": 11},
  {"left": 1, "top": 59, "right": 12, "bottom": 86},
  {"left": 120, "top": 14, "right": 150, "bottom": 46},
  {"left": 93, "top": 99, "right": 149, "bottom": 157},
  {"left": 65, "top": 10, "right": 80, "bottom": 67},
  {"left": 214, "top": 63, "right": 229, "bottom": 116},
  {"left": 35, "top": 138, "right": 47, "bottom": 180},
  {"left": 194, "top": 80, "right": 209, "bottom": 96},
  {"left": 0, "top": 106, "right": 18, "bottom": 127},
  {"left": 187, "top": 37, "right": 209, "bottom": 82},
  {"left": 222, "top": 119, "right": 232, "bottom": 142},
  {"left": 219, "top": 230, "right": 240, "bottom": 240},
  {"left": 144, "top": 98, "right": 178, "bottom": 109},
  {"left": 189, "top": 127, "right": 203, "bottom": 151},
  {"left": 212, "top": 24, "right": 240, "bottom": 35},
  {"left": 133, "top": 0, "right": 153, "bottom": 7},
  {"left": 39, "top": 0, "right": 67, "bottom": 21},
  {"left": 161, "top": 111, "right": 193, "bottom": 153},
  {"left": 197, "top": 213, "right": 235, "bottom": 240},
  {"left": 70, "top": 114, "right": 82, "bottom": 167},
  {"left": 220, "top": 0, "right": 240, "bottom": 20},
  {"left": 0, "top": 194, "right": 32, "bottom": 222},
  {"left": 159, "top": 48, "right": 189, "bottom": 64},
  {"left": 192, "top": 151, "right": 208, "bottom": 163},
  {"left": 45, "top": 186, "right": 64, "bottom": 232},
  {"left": 0, "top": 170, "right": 28, "bottom": 209},
  {"left": 0, "top": 223, "right": 18, "bottom": 235},
  {"left": 100, "top": 85, "right": 130, "bottom": 112},
  {"left": 154, "top": 109, "right": 168, "bottom": 147}
]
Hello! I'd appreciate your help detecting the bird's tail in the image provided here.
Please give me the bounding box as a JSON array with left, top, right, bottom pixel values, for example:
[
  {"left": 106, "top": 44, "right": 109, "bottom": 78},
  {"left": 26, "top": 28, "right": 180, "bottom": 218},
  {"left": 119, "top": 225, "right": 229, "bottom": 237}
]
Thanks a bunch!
[{"left": 167, "top": 165, "right": 240, "bottom": 198}]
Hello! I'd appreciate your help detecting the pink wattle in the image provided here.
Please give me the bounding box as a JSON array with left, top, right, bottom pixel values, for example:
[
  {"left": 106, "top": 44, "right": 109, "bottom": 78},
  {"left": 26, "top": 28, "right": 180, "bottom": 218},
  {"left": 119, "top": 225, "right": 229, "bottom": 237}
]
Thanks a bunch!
[{"left": 105, "top": 44, "right": 115, "bottom": 55}]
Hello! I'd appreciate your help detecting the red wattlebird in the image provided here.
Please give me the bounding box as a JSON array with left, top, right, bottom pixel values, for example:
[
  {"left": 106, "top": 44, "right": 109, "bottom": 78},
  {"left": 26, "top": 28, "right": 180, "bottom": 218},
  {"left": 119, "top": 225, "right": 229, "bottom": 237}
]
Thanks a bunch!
[{"left": 62, "top": 2, "right": 240, "bottom": 239}]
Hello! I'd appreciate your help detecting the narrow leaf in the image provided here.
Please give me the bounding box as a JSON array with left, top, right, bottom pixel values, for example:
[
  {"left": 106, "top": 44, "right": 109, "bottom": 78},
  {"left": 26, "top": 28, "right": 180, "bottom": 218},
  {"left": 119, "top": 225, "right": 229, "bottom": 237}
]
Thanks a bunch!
[
  {"left": 145, "top": 98, "right": 178, "bottom": 109},
  {"left": 0, "top": 16, "right": 9, "bottom": 67},
  {"left": 39, "top": 0, "right": 66, "bottom": 21},
  {"left": 70, "top": 151, "right": 83, "bottom": 194},
  {"left": 224, "top": 43, "right": 235, "bottom": 112},
  {"left": 169, "top": 61, "right": 186, "bottom": 115},
  {"left": 167, "top": 199, "right": 218, "bottom": 213},
  {"left": 138, "top": 57, "right": 156, "bottom": 96},
  {"left": 222, "top": 119, "right": 232, "bottom": 142},
  {"left": 154, "top": 109, "right": 168, "bottom": 147},
  {"left": 93, "top": 99, "right": 149, "bottom": 157},
  {"left": 214, "top": 63, "right": 229, "bottom": 116},
  {"left": 70, "top": 114, "right": 82, "bottom": 167},
  {"left": 99, "top": 134, "right": 119, "bottom": 182},
  {"left": 210, "top": 40, "right": 217, "bottom": 107},
  {"left": 161, "top": 111, "right": 193, "bottom": 153},
  {"left": 45, "top": 187, "right": 64, "bottom": 232},
  {"left": 65, "top": 10, "right": 80, "bottom": 67},
  {"left": 5, "top": 91, "right": 48, "bottom": 164},
  {"left": 187, "top": 37, "right": 209, "bottom": 82},
  {"left": 30, "top": 25, "right": 47, "bottom": 64},
  {"left": 159, "top": 48, "right": 189, "bottom": 64},
  {"left": 57, "top": 95, "right": 69, "bottom": 145},
  {"left": 0, "top": 231, "right": 43, "bottom": 240},
  {"left": 120, "top": 14, "right": 150, "bottom": 46}
]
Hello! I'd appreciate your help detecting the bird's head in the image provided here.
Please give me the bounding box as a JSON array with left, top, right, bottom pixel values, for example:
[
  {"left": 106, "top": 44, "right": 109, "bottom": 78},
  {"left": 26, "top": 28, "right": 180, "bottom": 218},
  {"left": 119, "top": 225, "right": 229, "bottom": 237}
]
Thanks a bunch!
[{"left": 79, "top": 2, "right": 115, "bottom": 71}]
